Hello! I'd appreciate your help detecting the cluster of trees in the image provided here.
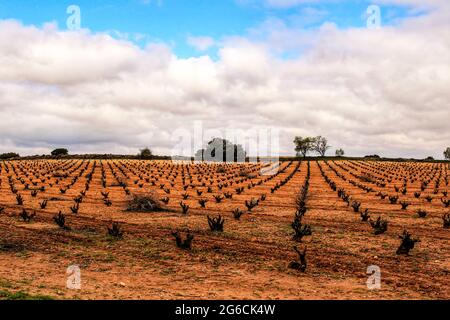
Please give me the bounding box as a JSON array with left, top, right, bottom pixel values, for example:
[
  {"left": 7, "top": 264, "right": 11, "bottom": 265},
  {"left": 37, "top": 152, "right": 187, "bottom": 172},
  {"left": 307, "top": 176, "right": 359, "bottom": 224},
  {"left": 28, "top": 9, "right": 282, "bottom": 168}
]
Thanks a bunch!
[
  {"left": 293, "top": 139, "right": 450, "bottom": 161},
  {"left": 139, "top": 147, "right": 153, "bottom": 159},
  {"left": 40, "top": 145, "right": 450, "bottom": 161},
  {"left": 51, "top": 148, "right": 69, "bottom": 156},
  {"left": 50, "top": 147, "right": 157, "bottom": 159},
  {"left": 195, "top": 138, "right": 246, "bottom": 162},
  {"left": 364, "top": 154, "right": 381, "bottom": 159},
  {"left": 0, "top": 144, "right": 449, "bottom": 161},
  {"left": 49, "top": 147, "right": 156, "bottom": 159},
  {"left": 0, "top": 152, "right": 20, "bottom": 160},
  {"left": 294, "top": 136, "right": 340, "bottom": 158},
  {"left": 335, "top": 148, "right": 345, "bottom": 157},
  {"left": 444, "top": 147, "right": 450, "bottom": 160}
]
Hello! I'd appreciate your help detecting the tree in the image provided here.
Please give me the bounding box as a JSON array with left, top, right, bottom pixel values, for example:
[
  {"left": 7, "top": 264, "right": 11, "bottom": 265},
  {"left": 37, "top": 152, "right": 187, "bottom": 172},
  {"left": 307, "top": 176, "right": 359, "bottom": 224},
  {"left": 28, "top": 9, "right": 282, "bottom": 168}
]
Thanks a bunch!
[
  {"left": 139, "top": 147, "right": 153, "bottom": 159},
  {"left": 365, "top": 154, "right": 380, "bottom": 159},
  {"left": 335, "top": 148, "right": 345, "bottom": 157},
  {"left": 444, "top": 147, "right": 450, "bottom": 160},
  {"left": 0, "top": 152, "right": 20, "bottom": 160},
  {"left": 313, "top": 136, "right": 331, "bottom": 157},
  {"left": 51, "top": 148, "right": 69, "bottom": 156},
  {"left": 293, "top": 136, "right": 315, "bottom": 158},
  {"left": 195, "top": 138, "right": 246, "bottom": 162}
]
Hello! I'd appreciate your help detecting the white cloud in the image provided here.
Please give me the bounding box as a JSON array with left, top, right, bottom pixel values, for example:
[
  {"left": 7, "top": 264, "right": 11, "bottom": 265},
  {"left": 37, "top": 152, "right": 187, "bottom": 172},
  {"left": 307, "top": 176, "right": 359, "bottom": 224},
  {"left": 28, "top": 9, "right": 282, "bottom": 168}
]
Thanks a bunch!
[
  {"left": 239, "top": 0, "right": 449, "bottom": 11},
  {"left": 373, "top": 0, "right": 448, "bottom": 9},
  {"left": 0, "top": 2, "right": 449, "bottom": 158}
]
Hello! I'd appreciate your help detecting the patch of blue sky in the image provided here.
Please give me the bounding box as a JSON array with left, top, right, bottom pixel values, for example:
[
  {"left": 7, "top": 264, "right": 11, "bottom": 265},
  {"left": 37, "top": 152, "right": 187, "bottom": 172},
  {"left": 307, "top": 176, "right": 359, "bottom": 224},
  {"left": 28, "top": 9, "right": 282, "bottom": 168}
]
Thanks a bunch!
[{"left": 0, "top": 0, "right": 425, "bottom": 58}]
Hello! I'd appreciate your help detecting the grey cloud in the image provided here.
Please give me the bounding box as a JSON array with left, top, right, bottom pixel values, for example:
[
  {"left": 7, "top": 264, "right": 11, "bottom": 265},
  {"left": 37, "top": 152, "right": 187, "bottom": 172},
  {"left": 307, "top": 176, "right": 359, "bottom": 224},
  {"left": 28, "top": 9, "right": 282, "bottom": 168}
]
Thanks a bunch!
[{"left": 0, "top": 5, "right": 449, "bottom": 158}]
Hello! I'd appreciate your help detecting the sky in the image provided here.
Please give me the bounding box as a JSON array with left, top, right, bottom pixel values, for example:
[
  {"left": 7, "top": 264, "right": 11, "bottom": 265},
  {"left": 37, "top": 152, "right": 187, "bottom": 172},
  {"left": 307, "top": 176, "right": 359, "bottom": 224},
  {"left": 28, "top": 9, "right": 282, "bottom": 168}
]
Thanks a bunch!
[{"left": 0, "top": 0, "right": 449, "bottom": 158}]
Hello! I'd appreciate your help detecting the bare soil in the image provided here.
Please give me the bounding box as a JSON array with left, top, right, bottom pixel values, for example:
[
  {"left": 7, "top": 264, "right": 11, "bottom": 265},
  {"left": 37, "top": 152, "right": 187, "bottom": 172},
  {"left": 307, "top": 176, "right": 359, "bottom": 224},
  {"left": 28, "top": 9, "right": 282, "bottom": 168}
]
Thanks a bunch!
[{"left": 0, "top": 160, "right": 448, "bottom": 300}]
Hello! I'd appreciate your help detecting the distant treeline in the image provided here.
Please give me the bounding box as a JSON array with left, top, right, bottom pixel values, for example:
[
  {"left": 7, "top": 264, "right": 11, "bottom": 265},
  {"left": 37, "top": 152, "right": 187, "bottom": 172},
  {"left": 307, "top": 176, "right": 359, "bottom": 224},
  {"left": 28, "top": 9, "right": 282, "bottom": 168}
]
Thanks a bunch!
[
  {"left": 277, "top": 156, "right": 449, "bottom": 163},
  {"left": 0, "top": 154, "right": 172, "bottom": 161},
  {"left": 0, "top": 153, "right": 447, "bottom": 163},
  {"left": 0, "top": 152, "right": 20, "bottom": 160}
]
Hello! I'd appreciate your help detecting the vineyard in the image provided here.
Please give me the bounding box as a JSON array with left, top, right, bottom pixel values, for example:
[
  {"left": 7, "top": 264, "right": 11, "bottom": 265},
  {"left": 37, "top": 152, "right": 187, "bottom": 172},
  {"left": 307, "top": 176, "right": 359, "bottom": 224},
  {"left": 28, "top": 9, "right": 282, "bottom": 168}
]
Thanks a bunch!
[{"left": 0, "top": 159, "right": 448, "bottom": 299}]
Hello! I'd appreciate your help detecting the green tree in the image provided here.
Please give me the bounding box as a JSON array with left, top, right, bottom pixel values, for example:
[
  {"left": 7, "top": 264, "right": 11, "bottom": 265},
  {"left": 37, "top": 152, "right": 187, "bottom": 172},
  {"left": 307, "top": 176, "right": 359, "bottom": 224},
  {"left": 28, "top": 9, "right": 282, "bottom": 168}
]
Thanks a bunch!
[
  {"left": 195, "top": 138, "right": 246, "bottom": 163},
  {"left": 0, "top": 152, "right": 20, "bottom": 159},
  {"left": 313, "top": 136, "right": 331, "bottom": 157},
  {"left": 139, "top": 147, "right": 153, "bottom": 159},
  {"left": 335, "top": 148, "right": 345, "bottom": 157},
  {"left": 293, "top": 136, "right": 315, "bottom": 158},
  {"left": 444, "top": 147, "right": 450, "bottom": 160},
  {"left": 51, "top": 148, "right": 68, "bottom": 156}
]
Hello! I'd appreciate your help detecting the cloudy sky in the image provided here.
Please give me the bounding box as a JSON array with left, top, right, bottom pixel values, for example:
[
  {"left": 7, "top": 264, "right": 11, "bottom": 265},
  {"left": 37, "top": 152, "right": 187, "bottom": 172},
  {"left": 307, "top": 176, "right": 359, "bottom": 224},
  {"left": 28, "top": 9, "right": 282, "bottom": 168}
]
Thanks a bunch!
[{"left": 0, "top": 0, "right": 448, "bottom": 158}]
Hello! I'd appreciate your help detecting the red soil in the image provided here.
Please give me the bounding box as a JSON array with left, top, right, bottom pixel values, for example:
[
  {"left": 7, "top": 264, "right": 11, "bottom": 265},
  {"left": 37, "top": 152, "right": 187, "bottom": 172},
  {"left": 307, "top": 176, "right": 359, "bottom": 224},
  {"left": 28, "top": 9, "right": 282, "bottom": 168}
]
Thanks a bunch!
[{"left": 0, "top": 160, "right": 448, "bottom": 299}]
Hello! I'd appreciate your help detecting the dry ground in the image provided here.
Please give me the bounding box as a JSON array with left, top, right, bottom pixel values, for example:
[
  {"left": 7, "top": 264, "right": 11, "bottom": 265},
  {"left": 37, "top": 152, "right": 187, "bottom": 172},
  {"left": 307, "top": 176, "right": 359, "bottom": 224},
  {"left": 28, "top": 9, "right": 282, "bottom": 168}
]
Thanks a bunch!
[{"left": 0, "top": 159, "right": 448, "bottom": 300}]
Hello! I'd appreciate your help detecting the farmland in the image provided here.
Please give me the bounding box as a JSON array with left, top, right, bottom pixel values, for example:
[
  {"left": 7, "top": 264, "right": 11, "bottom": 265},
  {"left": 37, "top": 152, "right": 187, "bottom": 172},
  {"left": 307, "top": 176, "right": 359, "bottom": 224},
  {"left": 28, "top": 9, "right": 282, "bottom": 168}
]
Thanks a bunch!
[{"left": 0, "top": 159, "right": 448, "bottom": 300}]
